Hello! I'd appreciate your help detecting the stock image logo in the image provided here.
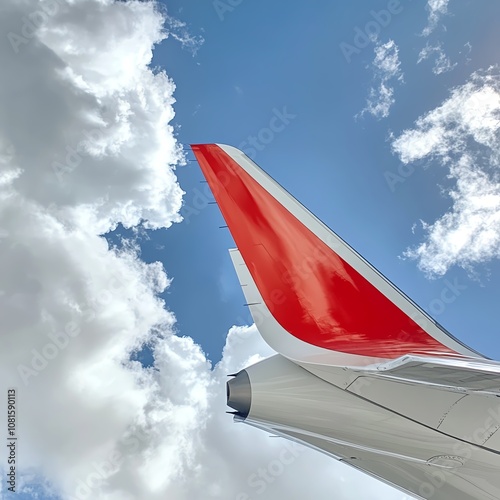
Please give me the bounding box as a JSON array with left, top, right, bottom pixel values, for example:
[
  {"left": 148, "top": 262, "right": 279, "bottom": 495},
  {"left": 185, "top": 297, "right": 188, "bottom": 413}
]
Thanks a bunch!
[{"left": 340, "top": 0, "right": 403, "bottom": 62}]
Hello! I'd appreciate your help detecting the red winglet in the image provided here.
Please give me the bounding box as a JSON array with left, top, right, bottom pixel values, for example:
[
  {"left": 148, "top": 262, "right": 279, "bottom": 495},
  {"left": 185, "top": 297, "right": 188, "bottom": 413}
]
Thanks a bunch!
[{"left": 191, "top": 144, "right": 464, "bottom": 359}]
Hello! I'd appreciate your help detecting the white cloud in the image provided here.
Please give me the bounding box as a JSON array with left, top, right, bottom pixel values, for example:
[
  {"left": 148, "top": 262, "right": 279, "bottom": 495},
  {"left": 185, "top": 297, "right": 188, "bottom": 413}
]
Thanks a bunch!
[
  {"left": 423, "top": 0, "right": 450, "bottom": 36},
  {"left": 418, "top": 43, "right": 457, "bottom": 75},
  {"left": 362, "top": 40, "right": 403, "bottom": 119},
  {"left": 0, "top": 1, "right": 409, "bottom": 499},
  {"left": 2, "top": 0, "right": 186, "bottom": 234},
  {"left": 392, "top": 68, "right": 500, "bottom": 276},
  {"left": 163, "top": 13, "right": 204, "bottom": 55}
]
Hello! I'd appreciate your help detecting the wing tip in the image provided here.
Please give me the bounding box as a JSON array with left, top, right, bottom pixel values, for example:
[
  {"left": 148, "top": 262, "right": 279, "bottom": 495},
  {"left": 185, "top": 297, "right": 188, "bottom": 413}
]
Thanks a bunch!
[{"left": 191, "top": 143, "right": 243, "bottom": 155}]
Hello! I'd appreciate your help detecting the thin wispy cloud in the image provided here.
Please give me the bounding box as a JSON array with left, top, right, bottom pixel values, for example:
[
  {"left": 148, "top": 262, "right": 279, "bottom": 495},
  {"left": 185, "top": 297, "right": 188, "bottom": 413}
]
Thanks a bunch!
[
  {"left": 164, "top": 13, "right": 204, "bottom": 55},
  {"left": 392, "top": 68, "right": 500, "bottom": 276},
  {"left": 423, "top": 0, "right": 450, "bottom": 36},
  {"left": 418, "top": 43, "right": 457, "bottom": 74},
  {"left": 361, "top": 39, "right": 403, "bottom": 119}
]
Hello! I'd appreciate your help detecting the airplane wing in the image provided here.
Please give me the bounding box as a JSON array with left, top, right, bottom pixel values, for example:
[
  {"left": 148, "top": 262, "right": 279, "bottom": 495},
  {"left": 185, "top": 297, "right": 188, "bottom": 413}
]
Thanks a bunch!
[
  {"left": 191, "top": 143, "right": 482, "bottom": 367},
  {"left": 191, "top": 143, "right": 500, "bottom": 500}
]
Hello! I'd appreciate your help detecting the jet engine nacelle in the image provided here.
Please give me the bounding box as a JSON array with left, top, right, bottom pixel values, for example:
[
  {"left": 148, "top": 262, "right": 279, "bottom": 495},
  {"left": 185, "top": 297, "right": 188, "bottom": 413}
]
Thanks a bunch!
[
  {"left": 227, "top": 355, "right": 382, "bottom": 457},
  {"left": 227, "top": 355, "right": 496, "bottom": 500}
]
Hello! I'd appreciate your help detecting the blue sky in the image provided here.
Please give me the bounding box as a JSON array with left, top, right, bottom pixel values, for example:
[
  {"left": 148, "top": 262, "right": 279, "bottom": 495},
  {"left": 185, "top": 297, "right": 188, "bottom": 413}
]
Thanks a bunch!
[
  {"left": 125, "top": 0, "right": 500, "bottom": 364},
  {"left": 3, "top": 1, "right": 500, "bottom": 499}
]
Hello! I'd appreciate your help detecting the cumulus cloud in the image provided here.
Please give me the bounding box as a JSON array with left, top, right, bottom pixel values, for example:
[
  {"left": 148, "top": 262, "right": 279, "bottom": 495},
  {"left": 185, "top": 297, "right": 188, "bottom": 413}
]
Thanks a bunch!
[
  {"left": 418, "top": 43, "right": 457, "bottom": 75},
  {"left": 2, "top": 1, "right": 186, "bottom": 234},
  {"left": 422, "top": 0, "right": 450, "bottom": 36},
  {"left": 392, "top": 68, "right": 500, "bottom": 276},
  {"left": 0, "top": 1, "right": 410, "bottom": 499},
  {"left": 361, "top": 39, "right": 403, "bottom": 119}
]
